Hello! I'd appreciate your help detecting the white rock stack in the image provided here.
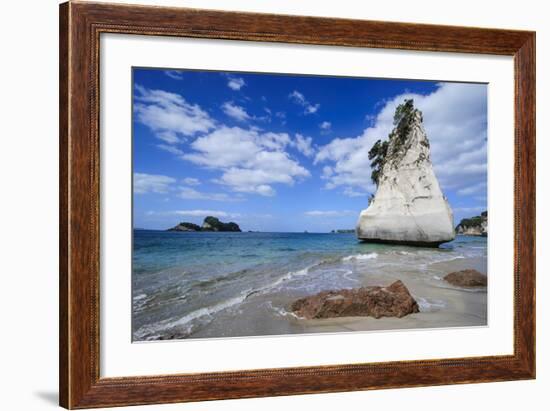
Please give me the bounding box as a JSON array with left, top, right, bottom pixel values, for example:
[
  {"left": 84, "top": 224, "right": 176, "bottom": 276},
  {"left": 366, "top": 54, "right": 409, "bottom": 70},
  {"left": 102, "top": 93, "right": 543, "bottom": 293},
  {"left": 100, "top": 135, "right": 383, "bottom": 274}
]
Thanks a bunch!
[{"left": 356, "top": 100, "right": 455, "bottom": 247}]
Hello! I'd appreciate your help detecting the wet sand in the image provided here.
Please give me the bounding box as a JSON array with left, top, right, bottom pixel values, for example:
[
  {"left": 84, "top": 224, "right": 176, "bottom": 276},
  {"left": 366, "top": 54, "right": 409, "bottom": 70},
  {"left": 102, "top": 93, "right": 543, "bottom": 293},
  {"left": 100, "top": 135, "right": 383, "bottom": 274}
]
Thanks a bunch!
[
  {"left": 188, "top": 255, "right": 487, "bottom": 339},
  {"left": 286, "top": 256, "right": 487, "bottom": 335}
]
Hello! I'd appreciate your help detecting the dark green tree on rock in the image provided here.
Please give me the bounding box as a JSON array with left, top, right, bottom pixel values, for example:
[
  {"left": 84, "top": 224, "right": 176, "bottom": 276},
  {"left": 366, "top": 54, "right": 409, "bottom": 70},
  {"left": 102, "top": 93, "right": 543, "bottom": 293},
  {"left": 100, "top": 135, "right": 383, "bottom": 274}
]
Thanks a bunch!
[{"left": 368, "top": 99, "right": 423, "bottom": 186}]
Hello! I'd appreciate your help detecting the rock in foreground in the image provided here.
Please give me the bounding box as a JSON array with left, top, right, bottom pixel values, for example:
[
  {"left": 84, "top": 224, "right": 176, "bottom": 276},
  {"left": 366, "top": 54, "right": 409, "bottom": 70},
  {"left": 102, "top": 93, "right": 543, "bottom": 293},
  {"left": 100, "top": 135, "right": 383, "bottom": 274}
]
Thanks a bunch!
[
  {"left": 356, "top": 100, "right": 455, "bottom": 247},
  {"left": 444, "top": 269, "right": 487, "bottom": 287},
  {"left": 290, "top": 280, "right": 419, "bottom": 320}
]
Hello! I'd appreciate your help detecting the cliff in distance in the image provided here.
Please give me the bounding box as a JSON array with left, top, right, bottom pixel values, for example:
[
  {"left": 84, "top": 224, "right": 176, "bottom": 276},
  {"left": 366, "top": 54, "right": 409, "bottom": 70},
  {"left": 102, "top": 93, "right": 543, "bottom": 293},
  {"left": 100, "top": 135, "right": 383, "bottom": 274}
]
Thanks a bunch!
[
  {"left": 356, "top": 99, "right": 455, "bottom": 247},
  {"left": 455, "top": 211, "right": 487, "bottom": 236}
]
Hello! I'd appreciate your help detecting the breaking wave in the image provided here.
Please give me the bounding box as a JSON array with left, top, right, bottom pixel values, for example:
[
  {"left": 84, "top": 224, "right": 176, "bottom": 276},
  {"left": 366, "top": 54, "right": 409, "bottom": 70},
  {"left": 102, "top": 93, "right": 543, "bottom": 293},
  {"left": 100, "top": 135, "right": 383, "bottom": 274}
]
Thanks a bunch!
[{"left": 342, "top": 252, "right": 378, "bottom": 262}]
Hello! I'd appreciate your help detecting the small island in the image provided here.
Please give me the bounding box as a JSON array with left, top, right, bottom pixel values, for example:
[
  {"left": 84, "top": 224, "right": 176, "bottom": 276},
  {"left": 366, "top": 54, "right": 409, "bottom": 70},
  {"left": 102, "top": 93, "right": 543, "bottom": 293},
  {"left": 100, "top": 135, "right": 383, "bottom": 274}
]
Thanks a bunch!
[
  {"left": 455, "top": 211, "right": 487, "bottom": 236},
  {"left": 168, "top": 216, "right": 241, "bottom": 232}
]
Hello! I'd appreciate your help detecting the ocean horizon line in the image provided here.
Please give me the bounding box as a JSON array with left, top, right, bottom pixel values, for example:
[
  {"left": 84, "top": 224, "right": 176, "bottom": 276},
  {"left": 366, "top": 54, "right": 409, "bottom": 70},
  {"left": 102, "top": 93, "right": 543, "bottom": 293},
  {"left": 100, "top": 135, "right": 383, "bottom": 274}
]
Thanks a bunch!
[{"left": 133, "top": 228, "right": 355, "bottom": 234}]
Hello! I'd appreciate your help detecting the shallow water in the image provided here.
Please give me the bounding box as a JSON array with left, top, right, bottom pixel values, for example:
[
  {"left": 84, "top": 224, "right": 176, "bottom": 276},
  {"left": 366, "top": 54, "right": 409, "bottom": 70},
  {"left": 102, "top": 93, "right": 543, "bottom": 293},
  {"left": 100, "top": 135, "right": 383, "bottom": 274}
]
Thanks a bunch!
[{"left": 132, "top": 230, "right": 487, "bottom": 341}]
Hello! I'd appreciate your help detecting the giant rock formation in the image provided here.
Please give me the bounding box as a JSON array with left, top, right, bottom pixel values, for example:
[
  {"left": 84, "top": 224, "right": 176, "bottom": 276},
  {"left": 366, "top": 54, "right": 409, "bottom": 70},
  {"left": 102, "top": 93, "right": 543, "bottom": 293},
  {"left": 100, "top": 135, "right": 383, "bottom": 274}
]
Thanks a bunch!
[{"left": 356, "top": 100, "right": 455, "bottom": 247}]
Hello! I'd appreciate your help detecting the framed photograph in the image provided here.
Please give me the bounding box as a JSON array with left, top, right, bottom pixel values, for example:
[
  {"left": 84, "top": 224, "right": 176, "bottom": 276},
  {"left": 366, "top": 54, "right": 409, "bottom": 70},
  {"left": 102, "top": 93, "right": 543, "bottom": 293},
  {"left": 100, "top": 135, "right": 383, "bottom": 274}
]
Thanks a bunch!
[{"left": 59, "top": 1, "right": 535, "bottom": 408}]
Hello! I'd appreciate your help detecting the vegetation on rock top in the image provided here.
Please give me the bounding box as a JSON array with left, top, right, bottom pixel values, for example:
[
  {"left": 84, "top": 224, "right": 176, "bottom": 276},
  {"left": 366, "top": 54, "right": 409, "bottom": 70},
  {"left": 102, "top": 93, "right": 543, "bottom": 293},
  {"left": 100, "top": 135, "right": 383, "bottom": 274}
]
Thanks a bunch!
[
  {"left": 455, "top": 211, "right": 488, "bottom": 236},
  {"left": 168, "top": 216, "right": 241, "bottom": 232},
  {"left": 368, "top": 99, "right": 424, "bottom": 185},
  {"left": 457, "top": 216, "right": 483, "bottom": 228},
  {"left": 202, "top": 216, "right": 241, "bottom": 232}
]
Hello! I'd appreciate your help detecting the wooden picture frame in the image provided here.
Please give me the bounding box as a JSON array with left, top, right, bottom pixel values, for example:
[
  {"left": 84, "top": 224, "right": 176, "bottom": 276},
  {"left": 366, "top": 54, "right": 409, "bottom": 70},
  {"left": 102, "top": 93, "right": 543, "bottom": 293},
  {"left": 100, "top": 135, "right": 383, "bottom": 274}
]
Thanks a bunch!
[{"left": 59, "top": 1, "right": 535, "bottom": 408}]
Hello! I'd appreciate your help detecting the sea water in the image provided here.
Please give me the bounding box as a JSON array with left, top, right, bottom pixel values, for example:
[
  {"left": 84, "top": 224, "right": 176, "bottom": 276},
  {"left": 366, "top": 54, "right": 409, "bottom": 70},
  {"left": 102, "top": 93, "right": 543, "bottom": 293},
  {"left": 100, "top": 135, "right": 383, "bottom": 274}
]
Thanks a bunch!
[{"left": 132, "top": 230, "right": 487, "bottom": 341}]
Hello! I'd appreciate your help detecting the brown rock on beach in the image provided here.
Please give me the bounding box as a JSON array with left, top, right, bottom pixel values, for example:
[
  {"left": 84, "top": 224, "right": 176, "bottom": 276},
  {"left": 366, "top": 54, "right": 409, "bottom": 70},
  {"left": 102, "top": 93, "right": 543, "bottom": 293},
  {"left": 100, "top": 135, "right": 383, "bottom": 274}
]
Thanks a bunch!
[
  {"left": 444, "top": 269, "right": 487, "bottom": 287},
  {"left": 290, "top": 280, "right": 419, "bottom": 320}
]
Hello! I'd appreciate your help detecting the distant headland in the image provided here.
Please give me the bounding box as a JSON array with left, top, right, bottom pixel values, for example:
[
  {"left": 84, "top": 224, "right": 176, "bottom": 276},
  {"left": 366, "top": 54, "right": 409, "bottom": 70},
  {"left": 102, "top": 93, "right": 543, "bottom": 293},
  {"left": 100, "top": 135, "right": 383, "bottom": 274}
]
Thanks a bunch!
[
  {"left": 167, "top": 216, "right": 241, "bottom": 232},
  {"left": 455, "top": 211, "right": 487, "bottom": 237}
]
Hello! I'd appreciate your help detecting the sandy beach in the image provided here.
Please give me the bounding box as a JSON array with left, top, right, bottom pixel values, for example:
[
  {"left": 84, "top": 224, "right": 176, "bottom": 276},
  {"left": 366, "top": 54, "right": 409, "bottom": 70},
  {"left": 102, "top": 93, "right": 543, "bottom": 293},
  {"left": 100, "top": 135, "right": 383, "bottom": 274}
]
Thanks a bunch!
[
  {"left": 188, "top": 253, "right": 487, "bottom": 340},
  {"left": 133, "top": 231, "right": 487, "bottom": 341},
  {"left": 298, "top": 256, "right": 487, "bottom": 335}
]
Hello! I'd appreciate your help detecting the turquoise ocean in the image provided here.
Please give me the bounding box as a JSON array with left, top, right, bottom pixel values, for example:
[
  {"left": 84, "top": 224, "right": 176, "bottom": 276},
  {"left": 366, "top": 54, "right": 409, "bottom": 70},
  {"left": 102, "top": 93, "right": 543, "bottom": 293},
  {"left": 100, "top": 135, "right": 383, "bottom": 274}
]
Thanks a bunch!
[{"left": 132, "top": 230, "right": 487, "bottom": 341}]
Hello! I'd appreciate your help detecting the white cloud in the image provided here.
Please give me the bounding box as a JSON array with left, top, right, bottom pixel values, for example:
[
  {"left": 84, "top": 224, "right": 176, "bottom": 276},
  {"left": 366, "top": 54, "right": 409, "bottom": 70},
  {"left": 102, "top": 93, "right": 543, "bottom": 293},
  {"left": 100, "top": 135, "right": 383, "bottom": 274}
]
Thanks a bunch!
[
  {"left": 221, "top": 101, "right": 252, "bottom": 122},
  {"left": 227, "top": 76, "right": 245, "bottom": 91},
  {"left": 343, "top": 187, "right": 368, "bottom": 197},
  {"left": 289, "top": 90, "right": 306, "bottom": 104},
  {"left": 150, "top": 210, "right": 241, "bottom": 218},
  {"left": 155, "top": 131, "right": 180, "bottom": 144},
  {"left": 315, "top": 82, "right": 487, "bottom": 198},
  {"left": 289, "top": 90, "right": 320, "bottom": 115},
  {"left": 260, "top": 132, "right": 292, "bottom": 150},
  {"left": 453, "top": 206, "right": 486, "bottom": 214},
  {"left": 274, "top": 111, "right": 286, "bottom": 125},
  {"left": 134, "top": 85, "right": 215, "bottom": 143},
  {"left": 321, "top": 166, "right": 333, "bottom": 178},
  {"left": 320, "top": 121, "right": 332, "bottom": 133},
  {"left": 182, "top": 177, "right": 200, "bottom": 186},
  {"left": 183, "top": 126, "right": 261, "bottom": 168},
  {"left": 221, "top": 102, "right": 273, "bottom": 123},
  {"left": 164, "top": 70, "right": 184, "bottom": 80},
  {"left": 157, "top": 144, "right": 184, "bottom": 156},
  {"left": 215, "top": 180, "right": 275, "bottom": 196},
  {"left": 182, "top": 126, "right": 309, "bottom": 196},
  {"left": 305, "top": 105, "right": 320, "bottom": 115},
  {"left": 457, "top": 181, "right": 486, "bottom": 196},
  {"left": 304, "top": 210, "right": 356, "bottom": 217},
  {"left": 257, "top": 107, "right": 273, "bottom": 123},
  {"left": 364, "top": 114, "right": 376, "bottom": 126},
  {"left": 178, "top": 187, "right": 241, "bottom": 202},
  {"left": 215, "top": 167, "right": 290, "bottom": 196},
  {"left": 254, "top": 185, "right": 276, "bottom": 196},
  {"left": 293, "top": 133, "right": 315, "bottom": 157},
  {"left": 315, "top": 132, "right": 377, "bottom": 194},
  {"left": 134, "top": 173, "right": 175, "bottom": 194}
]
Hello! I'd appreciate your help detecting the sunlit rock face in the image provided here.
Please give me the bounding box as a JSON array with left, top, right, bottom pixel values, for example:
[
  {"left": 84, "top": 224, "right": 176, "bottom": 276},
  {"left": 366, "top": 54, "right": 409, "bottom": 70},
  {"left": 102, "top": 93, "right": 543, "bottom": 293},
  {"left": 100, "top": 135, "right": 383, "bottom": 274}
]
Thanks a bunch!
[{"left": 356, "top": 101, "right": 455, "bottom": 247}]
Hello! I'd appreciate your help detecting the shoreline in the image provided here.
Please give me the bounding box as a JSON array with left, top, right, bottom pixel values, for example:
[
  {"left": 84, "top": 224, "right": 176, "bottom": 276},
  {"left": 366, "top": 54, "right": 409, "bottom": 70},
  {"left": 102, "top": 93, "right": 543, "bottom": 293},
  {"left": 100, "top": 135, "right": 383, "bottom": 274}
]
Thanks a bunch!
[
  {"left": 184, "top": 255, "right": 487, "bottom": 340},
  {"left": 287, "top": 255, "right": 487, "bottom": 335},
  {"left": 133, "top": 231, "right": 487, "bottom": 341}
]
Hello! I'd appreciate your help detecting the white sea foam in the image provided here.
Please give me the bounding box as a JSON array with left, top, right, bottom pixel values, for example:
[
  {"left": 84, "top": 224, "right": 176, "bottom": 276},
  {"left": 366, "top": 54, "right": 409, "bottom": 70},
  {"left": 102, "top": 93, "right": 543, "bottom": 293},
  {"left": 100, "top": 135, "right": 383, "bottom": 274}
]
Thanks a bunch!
[
  {"left": 264, "top": 301, "right": 302, "bottom": 319},
  {"left": 132, "top": 293, "right": 150, "bottom": 313},
  {"left": 136, "top": 263, "right": 323, "bottom": 339},
  {"left": 418, "top": 254, "right": 466, "bottom": 270},
  {"left": 253, "top": 264, "right": 314, "bottom": 295},
  {"left": 415, "top": 296, "right": 446, "bottom": 312},
  {"left": 342, "top": 269, "right": 358, "bottom": 283},
  {"left": 171, "top": 294, "right": 248, "bottom": 328},
  {"left": 386, "top": 250, "right": 416, "bottom": 257},
  {"left": 342, "top": 252, "right": 378, "bottom": 262},
  {"left": 134, "top": 291, "right": 251, "bottom": 340},
  {"left": 433, "top": 283, "right": 488, "bottom": 293}
]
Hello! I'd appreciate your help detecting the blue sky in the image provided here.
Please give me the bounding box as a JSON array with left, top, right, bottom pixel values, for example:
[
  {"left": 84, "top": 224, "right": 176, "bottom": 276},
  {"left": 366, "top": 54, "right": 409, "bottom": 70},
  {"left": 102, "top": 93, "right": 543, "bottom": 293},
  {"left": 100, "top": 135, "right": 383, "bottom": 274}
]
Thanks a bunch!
[{"left": 133, "top": 68, "right": 487, "bottom": 232}]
